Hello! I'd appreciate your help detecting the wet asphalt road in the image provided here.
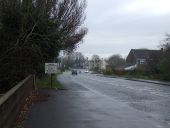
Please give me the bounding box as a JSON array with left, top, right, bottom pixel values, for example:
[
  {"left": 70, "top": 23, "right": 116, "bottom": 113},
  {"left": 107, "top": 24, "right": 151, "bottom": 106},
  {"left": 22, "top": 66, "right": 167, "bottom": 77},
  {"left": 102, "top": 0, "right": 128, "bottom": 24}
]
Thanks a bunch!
[{"left": 23, "top": 72, "right": 170, "bottom": 128}]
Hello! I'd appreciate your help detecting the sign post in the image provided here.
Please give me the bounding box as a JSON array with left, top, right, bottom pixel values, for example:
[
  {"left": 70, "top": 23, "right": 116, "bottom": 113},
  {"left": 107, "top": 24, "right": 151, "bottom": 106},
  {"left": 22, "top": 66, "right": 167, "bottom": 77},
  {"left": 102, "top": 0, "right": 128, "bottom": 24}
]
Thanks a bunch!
[
  {"left": 51, "top": 74, "right": 53, "bottom": 88},
  {"left": 45, "top": 63, "right": 58, "bottom": 88}
]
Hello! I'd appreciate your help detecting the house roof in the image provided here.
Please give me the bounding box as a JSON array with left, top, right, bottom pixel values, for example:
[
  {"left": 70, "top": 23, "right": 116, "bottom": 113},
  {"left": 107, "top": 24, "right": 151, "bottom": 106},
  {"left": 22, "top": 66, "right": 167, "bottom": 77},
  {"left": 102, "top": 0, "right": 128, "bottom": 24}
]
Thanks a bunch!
[{"left": 131, "top": 49, "right": 162, "bottom": 60}]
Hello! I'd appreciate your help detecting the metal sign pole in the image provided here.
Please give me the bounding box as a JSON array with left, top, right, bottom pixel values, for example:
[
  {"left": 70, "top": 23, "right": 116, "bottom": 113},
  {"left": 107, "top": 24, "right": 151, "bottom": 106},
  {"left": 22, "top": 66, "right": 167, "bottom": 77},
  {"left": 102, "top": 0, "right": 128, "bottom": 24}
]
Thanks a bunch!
[{"left": 51, "top": 74, "right": 53, "bottom": 88}]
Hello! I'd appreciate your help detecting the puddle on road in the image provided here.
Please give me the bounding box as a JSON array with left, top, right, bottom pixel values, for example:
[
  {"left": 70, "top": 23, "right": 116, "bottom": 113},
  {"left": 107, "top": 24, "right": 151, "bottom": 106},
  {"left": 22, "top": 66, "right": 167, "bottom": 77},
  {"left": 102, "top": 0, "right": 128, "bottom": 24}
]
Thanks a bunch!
[{"left": 129, "top": 103, "right": 152, "bottom": 112}]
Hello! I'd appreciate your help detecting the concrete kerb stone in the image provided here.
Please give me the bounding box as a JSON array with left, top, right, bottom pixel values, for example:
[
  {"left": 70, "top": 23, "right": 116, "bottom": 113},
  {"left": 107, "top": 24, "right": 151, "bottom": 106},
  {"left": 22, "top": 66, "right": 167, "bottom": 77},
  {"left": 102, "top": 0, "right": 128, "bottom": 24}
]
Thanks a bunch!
[{"left": 125, "top": 78, "right": 170, "bottom": 86}]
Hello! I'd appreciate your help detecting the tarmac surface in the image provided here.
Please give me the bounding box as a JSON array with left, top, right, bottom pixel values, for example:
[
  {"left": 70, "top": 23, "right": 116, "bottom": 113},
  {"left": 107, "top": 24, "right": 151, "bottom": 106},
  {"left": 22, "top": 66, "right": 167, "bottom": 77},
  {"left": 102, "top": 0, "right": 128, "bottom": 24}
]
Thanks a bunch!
[{"left": 23, "top": 72, "right": 170, "bottom": 128}]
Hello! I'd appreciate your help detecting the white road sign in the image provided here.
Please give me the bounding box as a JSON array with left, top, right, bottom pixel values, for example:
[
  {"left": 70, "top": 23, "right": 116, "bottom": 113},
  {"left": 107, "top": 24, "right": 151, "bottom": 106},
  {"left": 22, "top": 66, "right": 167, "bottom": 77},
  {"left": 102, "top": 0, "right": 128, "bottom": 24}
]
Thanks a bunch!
[{"left": 45, "top": 63, "right": 58, "bottom": 74}]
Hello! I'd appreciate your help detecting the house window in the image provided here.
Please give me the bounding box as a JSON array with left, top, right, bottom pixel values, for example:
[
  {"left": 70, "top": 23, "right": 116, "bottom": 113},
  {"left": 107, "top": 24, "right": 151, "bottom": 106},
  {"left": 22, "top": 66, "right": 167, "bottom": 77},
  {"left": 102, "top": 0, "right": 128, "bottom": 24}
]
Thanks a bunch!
[{"left": 140, "top": 59, "right": 146, "bottom": 64}]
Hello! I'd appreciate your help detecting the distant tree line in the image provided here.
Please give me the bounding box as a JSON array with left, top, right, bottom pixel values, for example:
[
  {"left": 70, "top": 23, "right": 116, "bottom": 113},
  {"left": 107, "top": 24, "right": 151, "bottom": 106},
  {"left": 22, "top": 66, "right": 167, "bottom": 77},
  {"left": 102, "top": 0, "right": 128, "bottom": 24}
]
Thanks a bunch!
[
  {"left": 0, "top": 0, "right": 87, "bottom": 91},
  {"left": 89, "top": 54, "right": 125, "bottom": 74},
  {"left": 58, "top": 52, "right": 86, "bottom": 69}
]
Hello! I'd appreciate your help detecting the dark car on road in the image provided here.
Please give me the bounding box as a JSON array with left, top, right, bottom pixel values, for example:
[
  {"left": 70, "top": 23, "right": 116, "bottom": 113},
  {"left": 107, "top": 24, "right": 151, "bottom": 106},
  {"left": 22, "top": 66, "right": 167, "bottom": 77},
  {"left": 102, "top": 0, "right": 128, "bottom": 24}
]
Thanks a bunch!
[{"left": 72, "top": 70, "right": 77, "bottom": 75}]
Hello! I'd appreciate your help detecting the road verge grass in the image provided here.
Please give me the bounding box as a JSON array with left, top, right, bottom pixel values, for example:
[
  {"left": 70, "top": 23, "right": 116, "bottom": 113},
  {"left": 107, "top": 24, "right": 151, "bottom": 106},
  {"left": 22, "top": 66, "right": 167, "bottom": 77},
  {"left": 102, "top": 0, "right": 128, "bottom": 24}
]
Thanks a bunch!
[{"left": 35, "top": 74, "right": 64, "bottom": 90}]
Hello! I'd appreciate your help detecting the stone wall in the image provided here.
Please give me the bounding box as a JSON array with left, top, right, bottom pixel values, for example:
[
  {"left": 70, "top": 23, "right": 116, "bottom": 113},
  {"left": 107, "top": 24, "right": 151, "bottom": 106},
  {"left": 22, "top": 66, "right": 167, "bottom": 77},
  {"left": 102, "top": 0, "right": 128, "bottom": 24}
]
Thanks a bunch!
[{"left": 0, "top": 75, "right": 34, "bottom": 128}]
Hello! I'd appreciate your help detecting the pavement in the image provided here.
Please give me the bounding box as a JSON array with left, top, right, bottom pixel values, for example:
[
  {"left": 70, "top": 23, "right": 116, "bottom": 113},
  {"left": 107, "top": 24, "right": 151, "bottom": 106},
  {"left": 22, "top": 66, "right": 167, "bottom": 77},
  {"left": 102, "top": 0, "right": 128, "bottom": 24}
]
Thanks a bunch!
[{"left": 23, "top": 72, "right": 170, "bottom": 128}]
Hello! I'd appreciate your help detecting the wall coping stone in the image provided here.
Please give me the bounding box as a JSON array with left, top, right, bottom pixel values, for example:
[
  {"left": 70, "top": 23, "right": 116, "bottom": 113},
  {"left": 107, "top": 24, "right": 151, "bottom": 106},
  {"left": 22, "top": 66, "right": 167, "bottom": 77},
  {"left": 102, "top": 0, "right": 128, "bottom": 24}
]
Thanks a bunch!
[{"left": 0, "top": 75, "right": 32, "bottom": 106}]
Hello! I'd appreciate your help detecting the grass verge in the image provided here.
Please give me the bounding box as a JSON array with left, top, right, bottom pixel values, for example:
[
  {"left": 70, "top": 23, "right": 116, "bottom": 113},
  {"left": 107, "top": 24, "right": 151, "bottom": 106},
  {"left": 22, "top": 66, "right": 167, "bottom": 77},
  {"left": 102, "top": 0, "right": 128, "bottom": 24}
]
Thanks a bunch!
[{"left": 35, "top": 74, "right": 64, "bottom": 90}]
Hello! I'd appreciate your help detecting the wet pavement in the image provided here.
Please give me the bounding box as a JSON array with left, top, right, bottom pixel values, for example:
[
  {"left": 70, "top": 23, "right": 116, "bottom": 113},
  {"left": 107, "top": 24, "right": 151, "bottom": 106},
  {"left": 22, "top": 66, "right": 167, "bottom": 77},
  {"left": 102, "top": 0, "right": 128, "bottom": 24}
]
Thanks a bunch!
[{"left": 23, "top": 72, "right": 170, "bottom": 128}]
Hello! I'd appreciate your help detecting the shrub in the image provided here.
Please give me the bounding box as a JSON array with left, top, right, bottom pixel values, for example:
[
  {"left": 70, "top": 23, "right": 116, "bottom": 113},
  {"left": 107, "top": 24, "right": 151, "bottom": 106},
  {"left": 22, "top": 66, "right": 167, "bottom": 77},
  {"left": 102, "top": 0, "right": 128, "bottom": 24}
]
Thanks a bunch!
[{"left": 102, "top": 67, "right": 113, "bottom": 75}]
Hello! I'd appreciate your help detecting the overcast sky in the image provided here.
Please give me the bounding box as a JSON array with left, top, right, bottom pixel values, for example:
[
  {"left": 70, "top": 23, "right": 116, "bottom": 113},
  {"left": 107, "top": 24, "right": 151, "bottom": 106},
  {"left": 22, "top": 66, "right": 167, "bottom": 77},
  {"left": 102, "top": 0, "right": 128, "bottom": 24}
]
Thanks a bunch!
[{"left": 77, "top": 0, "right": 170, "bottom": 59}]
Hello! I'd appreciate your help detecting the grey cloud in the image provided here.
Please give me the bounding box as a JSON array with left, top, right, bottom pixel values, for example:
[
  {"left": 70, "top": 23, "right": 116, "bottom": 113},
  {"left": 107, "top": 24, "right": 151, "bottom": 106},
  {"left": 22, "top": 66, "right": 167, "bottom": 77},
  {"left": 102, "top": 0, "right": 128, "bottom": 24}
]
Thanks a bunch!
[{"left": 78, "top": 0, "right": 170, "bottom": 58}]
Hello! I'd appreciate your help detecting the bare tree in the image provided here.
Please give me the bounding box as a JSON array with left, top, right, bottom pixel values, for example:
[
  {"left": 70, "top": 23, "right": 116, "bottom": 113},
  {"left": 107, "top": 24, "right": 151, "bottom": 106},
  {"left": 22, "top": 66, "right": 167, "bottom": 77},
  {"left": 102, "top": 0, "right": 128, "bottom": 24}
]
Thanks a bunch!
[
  {"left": 90, "top": 55, "right": 102, "bottom": 71},
  {"left": 107, "top": 54, "right": 125, "bottom": 70}
]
